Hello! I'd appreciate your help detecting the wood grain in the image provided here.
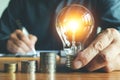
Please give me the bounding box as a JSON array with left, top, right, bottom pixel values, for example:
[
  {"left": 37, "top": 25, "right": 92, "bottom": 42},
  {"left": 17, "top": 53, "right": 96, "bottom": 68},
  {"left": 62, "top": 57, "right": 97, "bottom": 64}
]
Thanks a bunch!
[{"left": 0, "top": 57, "right": 120, "bottom": 80}]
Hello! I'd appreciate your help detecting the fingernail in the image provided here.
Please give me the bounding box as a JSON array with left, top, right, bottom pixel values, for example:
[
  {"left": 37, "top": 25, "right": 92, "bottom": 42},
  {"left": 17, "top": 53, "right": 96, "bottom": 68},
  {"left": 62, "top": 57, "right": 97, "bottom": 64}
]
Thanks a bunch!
[{"left": 73, "top": 61, "right": 82, "bottom": 69}]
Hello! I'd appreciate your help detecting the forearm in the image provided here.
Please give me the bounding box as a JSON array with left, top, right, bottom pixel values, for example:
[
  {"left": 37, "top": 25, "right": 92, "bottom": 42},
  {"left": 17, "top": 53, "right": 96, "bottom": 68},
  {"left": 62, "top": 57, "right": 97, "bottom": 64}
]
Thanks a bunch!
[{"left": 0, "top": 0, "right": 23, "bottom": 53}]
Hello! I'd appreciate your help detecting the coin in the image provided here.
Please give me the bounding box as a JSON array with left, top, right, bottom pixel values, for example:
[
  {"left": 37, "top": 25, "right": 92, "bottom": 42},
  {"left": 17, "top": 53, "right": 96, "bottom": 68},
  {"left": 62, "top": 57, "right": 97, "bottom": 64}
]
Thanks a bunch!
[
  {"left": 40, "top": 52, "right": 56, "bottom": 73},
  {"left": 4, "top": 62, "right": 17, "bottom": 73},
  {"left": 21, "top": 60, "right": 36, "bottom": 73}
]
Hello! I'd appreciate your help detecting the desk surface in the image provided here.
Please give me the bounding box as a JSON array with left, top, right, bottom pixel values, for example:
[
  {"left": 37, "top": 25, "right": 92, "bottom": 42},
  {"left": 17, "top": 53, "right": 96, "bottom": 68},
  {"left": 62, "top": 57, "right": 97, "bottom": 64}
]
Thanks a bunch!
[
  {"left": 0, "top": 57, "right": 120, "bottom": 80},
  {"left": 0, "top": 57, "right": 39, "bottom": 62},
  {"left": 0, "top": 71, "right": 120, "bottom": 80}
]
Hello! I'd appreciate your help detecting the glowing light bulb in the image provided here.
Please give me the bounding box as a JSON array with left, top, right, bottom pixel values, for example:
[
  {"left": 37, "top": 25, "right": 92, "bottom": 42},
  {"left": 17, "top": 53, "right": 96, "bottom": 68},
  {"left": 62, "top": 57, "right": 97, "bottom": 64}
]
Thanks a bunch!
[{"left": 56, "top": 4, "right": 95, "bottom": 68}]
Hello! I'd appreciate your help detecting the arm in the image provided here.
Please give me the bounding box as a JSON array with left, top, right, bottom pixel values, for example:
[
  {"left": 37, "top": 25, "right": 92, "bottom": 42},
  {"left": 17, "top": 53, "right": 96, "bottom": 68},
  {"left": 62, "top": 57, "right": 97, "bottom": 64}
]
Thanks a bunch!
[
  {"left": 73, "top": 0, "right": 120, "bottom": 72},
  {"left": 0, "top": 0, "right": 23, "bottom": 53}
]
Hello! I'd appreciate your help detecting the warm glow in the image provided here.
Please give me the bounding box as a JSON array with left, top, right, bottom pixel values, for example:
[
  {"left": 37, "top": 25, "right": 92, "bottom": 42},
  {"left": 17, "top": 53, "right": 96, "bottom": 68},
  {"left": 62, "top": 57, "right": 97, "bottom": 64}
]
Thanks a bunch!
[
  {"left": 66, "top": 20, "right": 79, "bottom": 33},
  {"left": 56, "top": 4, "right": 95, "bottom": 46}
]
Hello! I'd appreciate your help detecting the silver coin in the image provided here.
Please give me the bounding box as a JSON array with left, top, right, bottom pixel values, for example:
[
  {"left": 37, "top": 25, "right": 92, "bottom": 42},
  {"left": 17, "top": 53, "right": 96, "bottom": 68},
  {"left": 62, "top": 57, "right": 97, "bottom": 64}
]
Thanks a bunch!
[
  {"left": 21, "top": 61, "right": 36, "bottom": 73},
  {"left": 40, "top": 52, "right": 56, "bottom": 73}
]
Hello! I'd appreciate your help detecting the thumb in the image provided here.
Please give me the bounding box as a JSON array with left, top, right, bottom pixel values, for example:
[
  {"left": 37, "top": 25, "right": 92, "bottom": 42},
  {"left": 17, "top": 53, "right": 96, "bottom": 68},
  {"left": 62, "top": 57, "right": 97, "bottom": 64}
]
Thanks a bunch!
[
  {"left": 29, "top": 34, "right": 38, "bottom": 47},
  {"left": 72, "top": 28, "right": 118, "bottom": 69}
]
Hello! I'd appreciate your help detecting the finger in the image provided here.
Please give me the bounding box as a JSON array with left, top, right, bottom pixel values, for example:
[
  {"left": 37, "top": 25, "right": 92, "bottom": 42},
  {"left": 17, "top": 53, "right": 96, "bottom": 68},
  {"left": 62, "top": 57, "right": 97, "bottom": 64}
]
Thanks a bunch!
[
  {"left": 102, "top": 64, "right": 114, "bottom": 73},
  {"left": 7, "top": 40, "right": 26, "bottom": 54},
  {"left": 85, "top": 54, "right": 106, "bottom": 72},
  {"left": 72, "top": 28, "right": 118, "bottom": 69},
  {"left": 100, "top": 41, "right": 120, "bottom": 62},
  {"left": 7, "top": 40, "right": 30, "bottom": 53},
  {"left": 29, "top": 34, "right": 37, "bottom": 45},
  {"left": 15, "top": 30, "right": 31, "bottom": 46},
  {"left": 15, "top": 30, "right": 36, "bottom": 50},
  {"left": 113, "top": 54, "right": 120, "bottom": 70},
  {"left": 28, "top": 34, "right": 37, "bottom": 53},
  {"left": 15, "top": 40, "right": 30, "bottom": 53},
  {"left": 102, "top": 53, "right": 120, "bottom": 72},
  {"left": 86, "top": 41, "right": 120, "bottom": 71},
  {"left": 10, "top": 30, "right": 30, "bottom": 45},
  {"left": 9, "top": 32, "right": 30, "bottom": 52},
  {"left": 9, "top": 31, "right": 21, "bottom": 46}
]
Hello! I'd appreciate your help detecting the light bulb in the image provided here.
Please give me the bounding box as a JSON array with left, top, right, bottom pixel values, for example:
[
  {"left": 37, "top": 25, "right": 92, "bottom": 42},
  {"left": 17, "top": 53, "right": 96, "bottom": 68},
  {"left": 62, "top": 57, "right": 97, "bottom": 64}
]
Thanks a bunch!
[{"left": 56, "top": 4, "right": 95, "bottom": 68}]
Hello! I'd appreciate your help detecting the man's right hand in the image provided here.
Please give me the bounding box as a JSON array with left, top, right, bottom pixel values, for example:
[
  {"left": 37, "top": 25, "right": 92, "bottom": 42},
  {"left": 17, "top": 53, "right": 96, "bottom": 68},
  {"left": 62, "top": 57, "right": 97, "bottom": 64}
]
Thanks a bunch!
[
  {"left": 72, "top": 28, "right": 120, "bottom": 72},
  {"left": 7, "top": 29, "right": 37, "bottom": 54}
]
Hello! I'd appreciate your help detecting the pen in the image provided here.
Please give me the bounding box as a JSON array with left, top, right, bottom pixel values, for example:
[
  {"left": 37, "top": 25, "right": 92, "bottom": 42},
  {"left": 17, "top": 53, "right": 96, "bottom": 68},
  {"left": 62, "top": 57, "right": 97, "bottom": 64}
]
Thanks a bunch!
[
  {"left": 21, "top": 27, "right": 37, "bottom": 55},
  {"left": 16, "top": 20, "right": 37, "bottom": 56}
]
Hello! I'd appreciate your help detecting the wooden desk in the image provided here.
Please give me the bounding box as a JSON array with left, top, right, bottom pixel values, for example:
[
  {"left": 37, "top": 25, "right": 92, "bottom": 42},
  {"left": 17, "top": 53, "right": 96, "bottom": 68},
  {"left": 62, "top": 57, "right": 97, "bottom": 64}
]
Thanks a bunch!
[
  {"left": 0, "top": 57, "right": 39, "bottom": 62},
  {"left": 0, "top": 57, "right": 39, "bottom": 72},
  {"left": 0, "top": 57, "right": 120, "bottom": 80},
  {"left": 0, "top": 71, "right": 120, "bottom": 80}
]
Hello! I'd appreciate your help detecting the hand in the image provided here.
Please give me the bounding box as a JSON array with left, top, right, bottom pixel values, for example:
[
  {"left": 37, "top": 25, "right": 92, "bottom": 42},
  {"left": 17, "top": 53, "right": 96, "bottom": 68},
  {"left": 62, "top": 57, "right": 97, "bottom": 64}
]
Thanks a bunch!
[
  {"left": 7, "top": 29, "right": 37, "bottom": 54},
  {"left": 72, "top": 28, "right": 120, "bottom": 72}
]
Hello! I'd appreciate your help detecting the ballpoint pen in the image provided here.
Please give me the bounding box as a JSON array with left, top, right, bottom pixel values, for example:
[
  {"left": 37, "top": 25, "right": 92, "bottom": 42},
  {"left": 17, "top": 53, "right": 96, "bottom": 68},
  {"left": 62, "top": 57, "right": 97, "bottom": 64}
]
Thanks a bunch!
[
  {"left": 21, "top": 27, "right": 37, "bottom": 55},
  {"left": 15, "top": 20, "right": 37, "bottom": 57}
]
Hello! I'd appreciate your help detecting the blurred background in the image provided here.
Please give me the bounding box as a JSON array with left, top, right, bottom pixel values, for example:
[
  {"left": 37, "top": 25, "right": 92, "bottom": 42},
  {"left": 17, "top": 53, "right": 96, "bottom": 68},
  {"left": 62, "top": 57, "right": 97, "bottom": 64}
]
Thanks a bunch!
[{"left": 0, "top": 0, "right": 10, "bottom": 17}]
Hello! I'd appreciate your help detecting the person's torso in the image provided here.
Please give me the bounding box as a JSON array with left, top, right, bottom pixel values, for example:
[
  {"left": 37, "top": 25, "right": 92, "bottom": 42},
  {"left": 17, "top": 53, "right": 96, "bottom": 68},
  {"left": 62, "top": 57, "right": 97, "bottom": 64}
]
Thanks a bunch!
[{"left": 20, "top": 0, "right": 97, "bottom": 50}]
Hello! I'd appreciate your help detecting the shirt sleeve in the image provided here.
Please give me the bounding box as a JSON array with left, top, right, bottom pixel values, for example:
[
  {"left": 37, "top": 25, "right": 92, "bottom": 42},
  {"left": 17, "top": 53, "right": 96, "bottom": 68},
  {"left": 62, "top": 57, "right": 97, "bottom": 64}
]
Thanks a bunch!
[
  {"left": 98, "top": 0, "right": 120, "bottom": 31},
  {"left": 0, "top": 0, "right": 23, "bottom": 53}
]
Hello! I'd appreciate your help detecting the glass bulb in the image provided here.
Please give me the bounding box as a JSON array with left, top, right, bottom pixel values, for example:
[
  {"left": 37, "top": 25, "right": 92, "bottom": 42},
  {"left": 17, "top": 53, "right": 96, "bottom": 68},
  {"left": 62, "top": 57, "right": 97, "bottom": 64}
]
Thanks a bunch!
[{"left": 56, "top": 4, "right": 94, "bottom": 68}]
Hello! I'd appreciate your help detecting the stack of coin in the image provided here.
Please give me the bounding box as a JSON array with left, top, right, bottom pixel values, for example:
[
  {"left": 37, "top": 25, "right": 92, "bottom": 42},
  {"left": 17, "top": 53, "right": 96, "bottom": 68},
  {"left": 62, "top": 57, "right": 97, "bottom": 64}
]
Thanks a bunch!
[
  {"left": 21, "top": 60, "right": 36, "bottom": 73},
  {"left": 4, "top": 62, "right": 17, "bottom": 73},
  {"left": 40, "top": 52, "right": 56, "bottom": 73}
]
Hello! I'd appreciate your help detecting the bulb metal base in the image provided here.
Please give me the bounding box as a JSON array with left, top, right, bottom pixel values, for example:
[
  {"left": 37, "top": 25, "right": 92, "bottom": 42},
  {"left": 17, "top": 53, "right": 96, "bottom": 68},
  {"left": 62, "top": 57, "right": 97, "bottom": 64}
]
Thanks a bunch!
[{"left": 66, "top": 55, "right": 75, "bottom": 68}]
